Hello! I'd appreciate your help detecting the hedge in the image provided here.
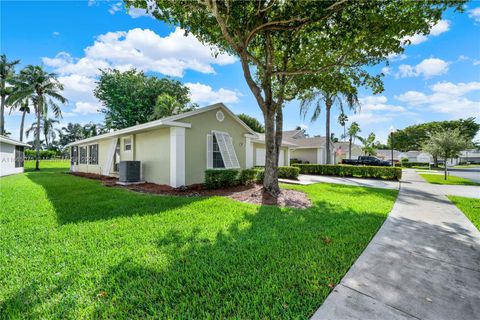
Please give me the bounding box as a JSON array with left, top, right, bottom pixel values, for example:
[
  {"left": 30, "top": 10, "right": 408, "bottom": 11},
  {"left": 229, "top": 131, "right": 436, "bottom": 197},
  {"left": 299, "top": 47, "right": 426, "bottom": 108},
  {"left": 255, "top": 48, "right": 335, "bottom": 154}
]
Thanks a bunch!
[
  {"left": 293, "top": 164, "right": 402, "bottom": 181},
  {"left": 255, "top": 166, "right": 300, "bottom": 182},
  {"left": 204, "top": 169, "right": 239, "bottom": 189},
  {"left": 237, "top": 168, "right": 257, "bottom": 186}
]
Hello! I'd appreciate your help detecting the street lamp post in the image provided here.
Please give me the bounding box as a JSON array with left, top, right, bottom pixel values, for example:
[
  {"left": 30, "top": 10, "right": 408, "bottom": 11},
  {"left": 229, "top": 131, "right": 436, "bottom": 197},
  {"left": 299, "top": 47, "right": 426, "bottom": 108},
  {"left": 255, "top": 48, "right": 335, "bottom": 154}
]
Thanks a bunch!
[{"left": 389, "top": 126, "right": 395, "bottom": 167}]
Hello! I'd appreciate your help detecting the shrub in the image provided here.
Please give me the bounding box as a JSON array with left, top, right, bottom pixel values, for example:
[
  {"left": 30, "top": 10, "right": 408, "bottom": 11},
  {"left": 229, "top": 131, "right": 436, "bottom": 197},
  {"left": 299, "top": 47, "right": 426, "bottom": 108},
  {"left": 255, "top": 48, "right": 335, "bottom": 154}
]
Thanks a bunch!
[
  {"left": 238, "top": 169, "right": 257, "bottom": 186},
  {"left": 25, "top": 149, "right": 59, "bottom": 159},
  {"left": 254, "top": 166, "right": 300, "bottom": 182},
  {"left": 293, "top": 164, "right": 402, "bottom": 180},
  {"left": 278, "top": 166, "right": 300, "bottom": 179},
  {"left": 204, "top": 169, "right": 239, "bottom": 189}
]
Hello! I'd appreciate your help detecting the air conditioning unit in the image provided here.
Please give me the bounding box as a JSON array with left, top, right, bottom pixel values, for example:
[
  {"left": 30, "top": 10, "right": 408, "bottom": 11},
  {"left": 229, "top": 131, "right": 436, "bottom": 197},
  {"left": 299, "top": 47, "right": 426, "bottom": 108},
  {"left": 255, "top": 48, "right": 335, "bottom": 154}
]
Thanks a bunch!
[{"left": 118, "top": 161, "right": 141, "bottom": 182}]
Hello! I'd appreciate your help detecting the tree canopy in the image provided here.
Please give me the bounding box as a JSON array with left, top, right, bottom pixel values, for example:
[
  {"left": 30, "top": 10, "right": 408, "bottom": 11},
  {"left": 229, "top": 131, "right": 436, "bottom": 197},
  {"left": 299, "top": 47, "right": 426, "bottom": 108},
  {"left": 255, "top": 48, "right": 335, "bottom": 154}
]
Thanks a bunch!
[
  {"left": 389, "top": 118, "right": 479, "bottom": 151},
  {"left": 94, "top": 69, "right": 194, "bottom": 129},
  {"left": 126, "top": 0, "right": 465, "bottom": 194},
  {"left": 237, "top": 113, "right": 265, "bottom": 133}
]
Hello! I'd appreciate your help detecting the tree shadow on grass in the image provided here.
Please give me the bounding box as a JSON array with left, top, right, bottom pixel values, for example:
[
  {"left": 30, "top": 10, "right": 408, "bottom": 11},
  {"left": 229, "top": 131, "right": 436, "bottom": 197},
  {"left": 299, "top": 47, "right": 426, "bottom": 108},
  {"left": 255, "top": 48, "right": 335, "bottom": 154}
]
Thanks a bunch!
[
  {"left": 88, "top": 201, "right": 391, "bottom": 319},
  {"left": 24, "top": 168, "right": 204, "bottom": 225}
]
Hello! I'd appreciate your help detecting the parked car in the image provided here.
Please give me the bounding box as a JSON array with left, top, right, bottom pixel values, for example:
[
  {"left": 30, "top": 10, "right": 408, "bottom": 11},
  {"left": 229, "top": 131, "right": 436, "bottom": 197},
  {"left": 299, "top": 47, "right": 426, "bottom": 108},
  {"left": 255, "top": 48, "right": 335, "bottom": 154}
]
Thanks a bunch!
[{"left": 342, "top": 156, "right": 391, "bottom": 166}]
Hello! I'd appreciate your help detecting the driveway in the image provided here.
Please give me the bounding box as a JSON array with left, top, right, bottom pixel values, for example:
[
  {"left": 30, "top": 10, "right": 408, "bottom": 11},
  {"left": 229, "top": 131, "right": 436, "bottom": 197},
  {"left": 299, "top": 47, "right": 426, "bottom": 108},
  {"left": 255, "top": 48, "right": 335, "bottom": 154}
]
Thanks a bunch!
[
  {"left": 448, "top": 167, "right": 480, "bottom": 183},
  {"left": 311, "top": 169, "right": 480, "bottom": 320},
  {"left": 280, "top": 174, "right": 400, "bottom": 190}
]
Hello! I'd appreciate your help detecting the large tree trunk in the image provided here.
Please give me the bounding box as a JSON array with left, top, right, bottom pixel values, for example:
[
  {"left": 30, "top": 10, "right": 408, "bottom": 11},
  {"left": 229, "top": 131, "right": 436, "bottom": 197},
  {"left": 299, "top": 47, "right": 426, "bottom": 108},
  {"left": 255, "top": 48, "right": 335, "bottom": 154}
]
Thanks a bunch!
[
  {"left": 0, "top": 93, "right": 5, "bottom": 135},
  {"left": 35, "top": 98, "right": 41, "bottom": 170},
  {"left": 263, "top": 107, "right": 280, "bottom": 196},
  {"left": 19, "top": 110, "right": 26, "bottom": 141},
  {"left": 325, "top": 98, "right": 332, "bottom": 164}
]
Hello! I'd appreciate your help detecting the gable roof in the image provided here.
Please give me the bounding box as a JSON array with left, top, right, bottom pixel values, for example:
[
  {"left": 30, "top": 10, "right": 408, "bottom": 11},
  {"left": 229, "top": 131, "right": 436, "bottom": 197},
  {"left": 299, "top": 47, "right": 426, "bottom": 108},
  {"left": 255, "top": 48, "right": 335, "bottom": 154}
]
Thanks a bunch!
[
  {"left": 253, "top": 133, "right": 298, "bottom": 147},
  {"left": 0, "top": 135, "right": 31, "bottom": 147},
  {"left": 334, "top": 141, "right": 361, "bottom": 150},
  {"left": 283, "top": 130, "right": 306, "bottom": 140},
  {"left": 67, "top": 103, "right": 258, "bottom": 147}
]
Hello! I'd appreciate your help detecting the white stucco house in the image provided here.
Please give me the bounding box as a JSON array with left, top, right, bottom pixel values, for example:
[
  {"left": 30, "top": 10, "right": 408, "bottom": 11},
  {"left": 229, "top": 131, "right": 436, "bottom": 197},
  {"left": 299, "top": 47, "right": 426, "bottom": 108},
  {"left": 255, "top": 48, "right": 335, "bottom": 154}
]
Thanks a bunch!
[
  {"left": 333, "top": 141, "right": 363, "bottom": 164},
  {"left": 0, "top": 135, "right": 30, "bottom": 177}
]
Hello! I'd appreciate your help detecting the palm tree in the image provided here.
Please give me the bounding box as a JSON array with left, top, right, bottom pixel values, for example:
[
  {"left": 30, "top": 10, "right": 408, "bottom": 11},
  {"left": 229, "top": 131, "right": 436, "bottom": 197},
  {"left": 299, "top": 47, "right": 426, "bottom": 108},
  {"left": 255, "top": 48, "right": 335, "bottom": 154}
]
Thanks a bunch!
[
  {"left": 347, "top": 122, "right": 361, "bottom": 160},
  {"left": 338, "top": 113, "right": 348, "bottom": 141},
  {"left": 149, "top": 93, "right": 195, "bottom": 121},
  {"left": 8, "top": 98, "right": 30, "bottom": 141},
  {"left": 26, "top": 117, "right": 59, "bottom": 148},
  {"left": 8, "top": 65, "right": 67, "bottom": 170},
  {"left": 357, "top": 132, "right": 377, "bottom": 156},
  {"left": 300, "top": 88, "right": 359, "bottom": 164},
  {"left": 57, "top": 123, "right": 85, "bottom": 147},
  {"left": 0, "top": 54, "right": 20, "bottom": 135}
]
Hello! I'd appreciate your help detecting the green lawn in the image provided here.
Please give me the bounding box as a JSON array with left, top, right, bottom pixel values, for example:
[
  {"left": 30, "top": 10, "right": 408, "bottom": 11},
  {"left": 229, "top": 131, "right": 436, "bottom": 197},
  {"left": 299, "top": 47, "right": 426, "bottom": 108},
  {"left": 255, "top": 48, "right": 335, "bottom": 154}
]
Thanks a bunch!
[
  {"left": 453, "top": 164, "right": 480, "bottom": 168},
  {"left": 419, "top": 173, "right": 480, "bottom": 186},
  {"left": 448, "top": 196, "right": 480, "bottom": 231},
  {"left": 0, "top": 164, "right": 398, "bottom": 319}
]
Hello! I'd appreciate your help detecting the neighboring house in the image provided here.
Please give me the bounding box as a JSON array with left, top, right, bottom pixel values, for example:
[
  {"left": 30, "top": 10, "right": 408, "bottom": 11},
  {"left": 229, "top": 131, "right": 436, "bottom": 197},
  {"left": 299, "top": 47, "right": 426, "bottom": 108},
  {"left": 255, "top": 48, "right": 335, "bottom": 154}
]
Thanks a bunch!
[
  {"left": 458, "top": 149, "right": 480, "bottom": 163},
  {"left": 376, "top": 149, "right": 407, "bottom": 162},
  {"left": 333, "top": 141, "right": 363, "bottom": 164},
  {"left": 251, "top": 133, "right": 296, "bottom": 166},
  {"left": 284, "top": 130, "right": 335, "bottom": 164},
  {"left": 0, "top": 135, "right": 30, "bottom": 177},
  {"left": 405, "top": 151, "right": 432, "bottom": 163},
  {"left": 67, "top": 103, "right": 293, "bottom": 187}
]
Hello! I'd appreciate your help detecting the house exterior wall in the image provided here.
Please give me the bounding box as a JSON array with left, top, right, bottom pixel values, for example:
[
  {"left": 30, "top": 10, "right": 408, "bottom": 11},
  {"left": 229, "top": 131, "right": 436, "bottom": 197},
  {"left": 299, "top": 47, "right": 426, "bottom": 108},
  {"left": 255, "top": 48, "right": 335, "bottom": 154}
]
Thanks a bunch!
[
  {"left": 134, "top": 128, "right": 170, "bottom": 184},
  {"left": 75, "top": 138, "right": 112, "bottom": 175},
  {"left": 252, "top": 142, "right": 289, "bottom": 167},
  {"left": 291, "top": 148, "right": 318, "bottom": 164},
  {"left": 335, "top": 146, "right": 363, "bottom": 163},
  {"left": 0, "top": 142, "right": 23, "bottom": 176},
  {"left": 181, "top": 108, "right": 250, "bottom": 185}
]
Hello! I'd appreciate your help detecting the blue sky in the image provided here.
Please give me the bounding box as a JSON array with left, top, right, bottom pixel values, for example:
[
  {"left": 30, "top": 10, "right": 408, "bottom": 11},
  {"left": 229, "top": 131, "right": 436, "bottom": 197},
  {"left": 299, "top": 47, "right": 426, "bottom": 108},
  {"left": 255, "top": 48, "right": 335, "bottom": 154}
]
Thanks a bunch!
[{"left": 2, "top": 1, "right": 480, "bottom": 143}]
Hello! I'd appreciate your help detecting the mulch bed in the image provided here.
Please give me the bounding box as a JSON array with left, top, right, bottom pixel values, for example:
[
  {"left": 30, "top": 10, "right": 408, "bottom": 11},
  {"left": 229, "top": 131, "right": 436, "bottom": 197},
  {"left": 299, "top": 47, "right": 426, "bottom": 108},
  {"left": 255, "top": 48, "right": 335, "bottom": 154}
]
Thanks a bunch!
[{"left": 68, "top": 172, "right": 311, "bottom": 209}]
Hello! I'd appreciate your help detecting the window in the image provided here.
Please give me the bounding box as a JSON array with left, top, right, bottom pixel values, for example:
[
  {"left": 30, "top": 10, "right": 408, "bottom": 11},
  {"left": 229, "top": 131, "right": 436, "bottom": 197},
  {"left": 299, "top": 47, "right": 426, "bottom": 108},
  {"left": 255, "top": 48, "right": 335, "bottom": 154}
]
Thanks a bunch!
[
  {"left": 79, "top": 146, "right": 87, "bottom": 164},
  {"left": 124, "top": 137, "right": 132, "bottom": 151},
  {"left": 212, "top": 135, "right": 225, "bottom": 168},
  {"left": 88, "top": 144, "right": 98, "bottom": 165},
  {"left": 71, "top": 146, "right": 78, "bottom": 165},
  {"left": 14, "top": 146, "right": 24, "bottom": 168},
  {"left": 207, "top": 131, "right": 240, "bottom": 169}
]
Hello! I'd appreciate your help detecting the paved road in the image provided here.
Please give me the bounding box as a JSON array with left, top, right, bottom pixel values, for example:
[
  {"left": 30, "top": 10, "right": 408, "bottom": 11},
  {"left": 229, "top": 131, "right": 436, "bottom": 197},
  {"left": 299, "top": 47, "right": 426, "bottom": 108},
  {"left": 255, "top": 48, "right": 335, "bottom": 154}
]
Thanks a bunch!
[
  {"left": 311, "top": 169, "right": 480, "bottom": 320},
  {"left": 448, "top": 167, "right": 480, "bottom": 183}
]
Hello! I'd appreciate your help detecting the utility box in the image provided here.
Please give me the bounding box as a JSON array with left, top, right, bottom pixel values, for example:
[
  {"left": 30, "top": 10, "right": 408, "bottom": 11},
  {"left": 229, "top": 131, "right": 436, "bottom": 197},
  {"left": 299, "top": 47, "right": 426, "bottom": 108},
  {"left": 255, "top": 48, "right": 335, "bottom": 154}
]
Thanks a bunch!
[{"left": 118, "top": 161, "right": 141, "bottom": 182}]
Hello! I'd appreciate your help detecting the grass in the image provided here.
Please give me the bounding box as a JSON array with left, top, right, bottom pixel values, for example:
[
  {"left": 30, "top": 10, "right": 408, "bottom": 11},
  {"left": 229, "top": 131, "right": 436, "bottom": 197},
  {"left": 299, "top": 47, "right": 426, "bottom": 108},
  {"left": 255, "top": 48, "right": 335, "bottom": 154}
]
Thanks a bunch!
[
  {"left": 453, "top": 164, "right": 480, "bottom": 168},
  {"left": 0, "top": 162, "right": 398, "bottom": 319},
  {"left": 448, "top": 196, "right": 480, "bottom": 231},
  {"left": 419, "top": 173, "right": 480, "bottom": 186}
]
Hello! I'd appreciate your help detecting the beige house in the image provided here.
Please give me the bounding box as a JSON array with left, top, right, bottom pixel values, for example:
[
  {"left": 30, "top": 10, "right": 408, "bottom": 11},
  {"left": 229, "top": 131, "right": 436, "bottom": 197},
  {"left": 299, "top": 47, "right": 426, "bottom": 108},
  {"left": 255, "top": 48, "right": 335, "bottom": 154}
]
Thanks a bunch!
[
  {"left": 67, "top": 103, "right": 292, "bottom": 187},
  {"left": 284, "top": 130, "right": 335, "bottom": 164},
  {"left": 333, "top": 141, "right": 363, "bottom": 164}
]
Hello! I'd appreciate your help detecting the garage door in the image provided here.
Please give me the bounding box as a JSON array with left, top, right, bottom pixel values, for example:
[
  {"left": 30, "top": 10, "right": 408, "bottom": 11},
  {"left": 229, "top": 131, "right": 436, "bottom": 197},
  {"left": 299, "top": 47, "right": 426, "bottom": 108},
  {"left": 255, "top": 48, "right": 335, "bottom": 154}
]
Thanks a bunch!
[
  {"left": 255, "top": 148, "right": 265, "bottom": 166},
  {"left": 255, "top": 148, "right": 284, "bottom": 166}
]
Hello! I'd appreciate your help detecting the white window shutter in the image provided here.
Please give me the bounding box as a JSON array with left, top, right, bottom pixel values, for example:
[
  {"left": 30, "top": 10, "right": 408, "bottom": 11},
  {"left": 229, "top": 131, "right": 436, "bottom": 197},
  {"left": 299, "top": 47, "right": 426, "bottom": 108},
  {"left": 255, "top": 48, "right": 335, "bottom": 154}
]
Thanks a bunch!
[
  {"left": 213, "top": 131, "right": 240, "bottom": 169},
  {"left": 206, "top": 134, "right": 213, "bottom": 169}
]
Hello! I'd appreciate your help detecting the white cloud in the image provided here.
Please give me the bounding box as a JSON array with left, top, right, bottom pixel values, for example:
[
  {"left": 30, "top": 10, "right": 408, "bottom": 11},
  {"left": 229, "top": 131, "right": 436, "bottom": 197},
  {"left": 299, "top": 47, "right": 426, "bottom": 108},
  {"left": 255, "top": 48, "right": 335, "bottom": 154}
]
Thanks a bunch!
[
  {"left": 381, "top": 67, "right": 391, "bottom": 75},
  {"left": 108, "top": 2, "right": 122, "bottom": 15},
  {"left": 387, "top": 53, "right": 408, "bottom": 62},
  {"left": 73, "top": 102, "right": 101, "bottom": 115},
  {"left": 396, "top": 58, "right": 449, "bottom": 79},
  {"left": 127, "top": 6, "right": 152, "bottom": 18},
  {"left": 42, "top": 27, "right": 238, "bottom": 118},
  {"left": 468, "top": 7, "right": 480, "bottom": 22},
  {"left": 474, "top": 60, "right": 480, "bottom": 66},
  {"left": 52, "top": 31, "right": 60, "bottom": 36},
  {"left": 396, "top": 81, "right": 480, "bottom": 117},
  {"left": 349, "top": 112, "right": 392, "bottom": 125},
  {"left": 359, "top": 95, "right": 406, "bottom": 112},
  {"left": 402, "top": 20, "right": 450, "bottom": 45},
  {"left": 43, "top": 27, "right": 236, "bottom": 78},
  {"left": 186, "top": 83, "right": 241, "bottom": 105}
]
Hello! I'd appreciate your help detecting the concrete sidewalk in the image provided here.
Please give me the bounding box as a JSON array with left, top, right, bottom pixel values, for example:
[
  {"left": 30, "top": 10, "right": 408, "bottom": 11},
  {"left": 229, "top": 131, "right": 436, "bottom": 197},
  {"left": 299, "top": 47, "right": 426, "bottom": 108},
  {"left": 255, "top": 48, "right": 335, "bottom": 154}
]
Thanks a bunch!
[
  {"left": 311, "top": 170, "right": 480, "bottom": 320},
  {"left": 280, "top": 174, "right": 400, "bottom": 190}
]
